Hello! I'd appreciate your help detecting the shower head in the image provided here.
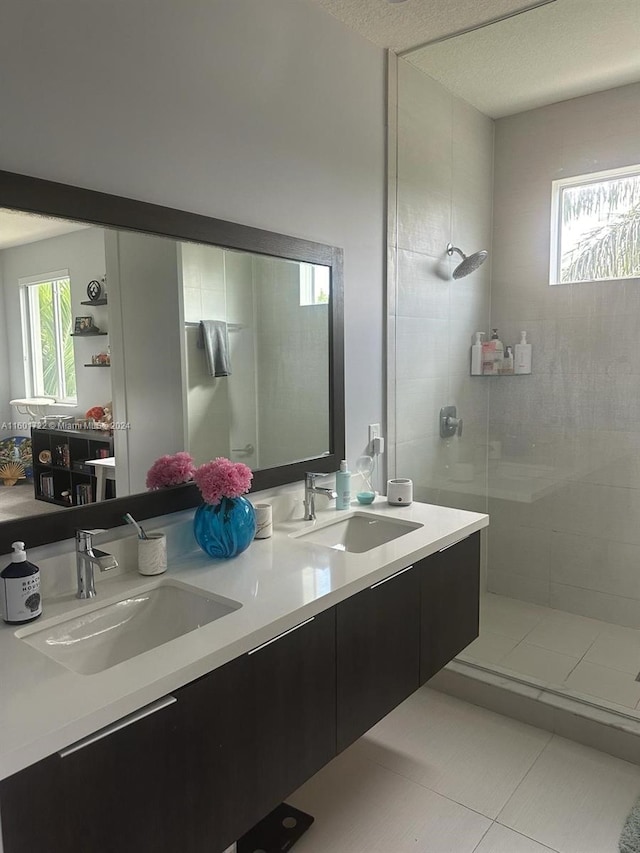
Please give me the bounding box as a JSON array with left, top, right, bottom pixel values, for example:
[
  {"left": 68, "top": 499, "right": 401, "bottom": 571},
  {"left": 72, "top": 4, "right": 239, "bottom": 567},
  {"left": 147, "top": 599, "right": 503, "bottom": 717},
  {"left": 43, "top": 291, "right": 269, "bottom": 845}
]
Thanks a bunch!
[{"left": 447, "top": 243, "right": 488, "bottom": 279}]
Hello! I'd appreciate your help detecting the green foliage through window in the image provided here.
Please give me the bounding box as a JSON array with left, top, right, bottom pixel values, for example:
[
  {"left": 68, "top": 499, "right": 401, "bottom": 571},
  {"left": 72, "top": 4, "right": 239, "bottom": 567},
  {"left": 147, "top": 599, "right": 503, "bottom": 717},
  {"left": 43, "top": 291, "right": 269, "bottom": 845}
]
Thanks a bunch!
[{"left": 26, "top": 277, "right": 76, "bottom": 401}]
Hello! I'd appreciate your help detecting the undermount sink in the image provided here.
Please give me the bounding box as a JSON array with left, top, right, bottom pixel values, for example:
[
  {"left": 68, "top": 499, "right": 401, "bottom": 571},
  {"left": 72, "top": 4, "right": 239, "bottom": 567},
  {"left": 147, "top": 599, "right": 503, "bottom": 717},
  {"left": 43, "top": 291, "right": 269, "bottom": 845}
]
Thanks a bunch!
[
  {"left": 292, "top": 512, "right": 423, "bottom": 553},
  {"left": 17, "top": 580, "right": 241, "bottom": 675}
]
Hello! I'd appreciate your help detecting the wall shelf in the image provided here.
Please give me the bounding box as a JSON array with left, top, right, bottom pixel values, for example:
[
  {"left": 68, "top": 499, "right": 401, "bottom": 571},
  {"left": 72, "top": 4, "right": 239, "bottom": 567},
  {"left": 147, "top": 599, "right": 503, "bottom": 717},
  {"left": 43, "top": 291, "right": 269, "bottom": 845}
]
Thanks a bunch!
[
  {"left": 70, "top": 332, "right": 108, "bottom": 337},
  {"left": 83, "top": 363, "right": 110, "bottom": 368},
  {"left": 80, "top": 298, "right": 108, "bottom": 306}
]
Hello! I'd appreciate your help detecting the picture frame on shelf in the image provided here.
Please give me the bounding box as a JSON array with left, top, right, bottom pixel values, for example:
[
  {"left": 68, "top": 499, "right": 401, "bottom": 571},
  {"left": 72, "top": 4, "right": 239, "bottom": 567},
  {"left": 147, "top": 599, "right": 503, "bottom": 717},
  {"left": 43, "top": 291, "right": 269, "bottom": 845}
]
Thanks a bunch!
[{"left": 74, "top": 315, "right": 97, "bottom": 334}]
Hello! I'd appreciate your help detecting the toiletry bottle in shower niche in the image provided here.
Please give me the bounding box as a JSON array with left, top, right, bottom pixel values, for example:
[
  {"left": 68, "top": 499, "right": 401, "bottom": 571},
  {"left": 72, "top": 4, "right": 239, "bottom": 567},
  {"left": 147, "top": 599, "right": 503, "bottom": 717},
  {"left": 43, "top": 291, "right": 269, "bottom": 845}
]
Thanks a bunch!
[
  {"left": 501, "top": 345, "right": 514, "bottom": 375},
  {"left": 514, "top": 331, "right": 532, "bottom": 374},
  {"left": 470, "top": 332, "right": 485, "bottom": 375},
  {"left": 0, "top": 541, "right": 42, "bottom": 624},
  {"left": 490, "top": 329, "right": 504, "bottom": 372},
  {"left": 336, "top": 460, "right": 351, "bottom": 510}
]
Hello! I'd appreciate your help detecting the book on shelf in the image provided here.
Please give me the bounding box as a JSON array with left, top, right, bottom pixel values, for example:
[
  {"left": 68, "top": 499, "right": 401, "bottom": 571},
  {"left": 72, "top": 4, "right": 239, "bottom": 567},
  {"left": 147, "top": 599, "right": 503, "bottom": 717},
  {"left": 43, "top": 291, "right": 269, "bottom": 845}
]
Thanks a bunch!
[
  {"left": 39, "top": 473, "right": 54, "bottom": 499},
  {"left": 75, "top": 483, "right": 94, "bottom": 505}
]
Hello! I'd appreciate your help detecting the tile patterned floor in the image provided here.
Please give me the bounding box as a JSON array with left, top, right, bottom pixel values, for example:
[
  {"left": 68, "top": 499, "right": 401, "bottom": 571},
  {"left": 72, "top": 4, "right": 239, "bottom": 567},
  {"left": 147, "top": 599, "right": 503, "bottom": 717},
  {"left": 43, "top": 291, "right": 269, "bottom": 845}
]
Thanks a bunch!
[
  {"left": 288, "top": 687, "right": 640, "bottom": 853},
  {"left": 458, "top": 593, "right": 640, "bottom": 712}
]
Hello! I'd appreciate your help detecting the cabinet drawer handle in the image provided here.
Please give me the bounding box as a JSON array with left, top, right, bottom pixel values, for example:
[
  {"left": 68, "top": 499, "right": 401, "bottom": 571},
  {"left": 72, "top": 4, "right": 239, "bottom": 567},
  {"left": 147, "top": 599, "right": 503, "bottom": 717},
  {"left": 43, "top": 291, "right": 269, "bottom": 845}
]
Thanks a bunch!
[
  {"left": 58, "top": 696, "right": 176, "bottom": 758},
  {"left": 439, "top": 536, "right": 468, "bottom": 553},
  {"left": 248, "top": 617, "right": 315, "bottom": 655},
  {"left": 370, "top": 565, "right": 413, "bottom": 589}
]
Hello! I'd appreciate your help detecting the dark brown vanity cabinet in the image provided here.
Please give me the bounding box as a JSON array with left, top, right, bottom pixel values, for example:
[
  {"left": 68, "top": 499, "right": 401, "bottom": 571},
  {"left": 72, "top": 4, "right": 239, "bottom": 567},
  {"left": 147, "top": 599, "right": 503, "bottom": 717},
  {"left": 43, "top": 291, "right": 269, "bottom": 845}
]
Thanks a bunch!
[
  {"left": 336, "top": 564, "right": 421, "bottom": 752},
  {"left": 419, "top": 532, "right": 481, "bottom": 683},
  {"left": 0, "top": 696, "right": 182, "bottom": 853},
  {"left": 175, "top": 607, "right": 337, "bottom": 853},
  {"left": 0, "top": 532, "right": 480, "bottom": 853}
]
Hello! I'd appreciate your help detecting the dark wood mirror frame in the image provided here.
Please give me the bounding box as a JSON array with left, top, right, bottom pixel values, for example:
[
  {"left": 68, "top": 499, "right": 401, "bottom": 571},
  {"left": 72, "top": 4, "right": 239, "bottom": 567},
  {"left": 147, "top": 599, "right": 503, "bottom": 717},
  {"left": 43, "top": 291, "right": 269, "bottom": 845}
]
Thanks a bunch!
[{"left": 0, "top": 170, "right": 345, "bottom": 550}]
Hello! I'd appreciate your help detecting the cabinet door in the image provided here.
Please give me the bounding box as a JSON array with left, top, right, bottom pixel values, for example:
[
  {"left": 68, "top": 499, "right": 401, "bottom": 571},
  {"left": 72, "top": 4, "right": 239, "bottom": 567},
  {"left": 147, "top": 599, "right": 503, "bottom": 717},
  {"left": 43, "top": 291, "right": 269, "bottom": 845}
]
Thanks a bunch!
[
  {"left": 175, "top": 607, "right": 337, "bottom": 853},
  {"left": 0, "top": 696, "right": 181, "bottom": 853},
  {"left": 419, "top": 532, "right": 480, "bottom": 684},
  {"left": 336, "top": 564, "right": 420, "bottom": 752}
]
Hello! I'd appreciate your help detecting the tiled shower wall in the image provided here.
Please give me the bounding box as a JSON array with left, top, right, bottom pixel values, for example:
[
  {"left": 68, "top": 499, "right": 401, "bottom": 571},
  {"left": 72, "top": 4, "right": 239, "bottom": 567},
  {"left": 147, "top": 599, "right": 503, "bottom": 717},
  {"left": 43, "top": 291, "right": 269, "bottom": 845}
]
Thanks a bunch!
[
  {"left": 392, "top": 59, "right": 493, "bottom": 577},
  {"left": 488, "top": 82, "right": 640, "bottom": 627}
]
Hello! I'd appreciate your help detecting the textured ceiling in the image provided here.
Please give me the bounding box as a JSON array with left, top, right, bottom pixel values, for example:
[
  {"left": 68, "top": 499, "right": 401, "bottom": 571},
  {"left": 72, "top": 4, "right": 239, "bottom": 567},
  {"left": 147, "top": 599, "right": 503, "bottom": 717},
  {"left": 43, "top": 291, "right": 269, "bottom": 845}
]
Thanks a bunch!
[
  {"left": 408, "top": 0, "right": 640, "bottom": 117},
  {"left": 0, "top": 209, "right": 89, "bottom": 250},
  {"left": 310, "top": 0, "right": 546, "bottom": 52}
]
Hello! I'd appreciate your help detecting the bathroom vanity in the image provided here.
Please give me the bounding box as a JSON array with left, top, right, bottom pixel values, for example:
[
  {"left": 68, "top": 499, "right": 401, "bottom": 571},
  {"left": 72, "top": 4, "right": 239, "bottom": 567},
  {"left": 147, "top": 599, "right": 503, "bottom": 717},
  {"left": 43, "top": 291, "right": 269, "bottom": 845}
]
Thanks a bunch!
[{"left": 0, "top": 500, "right": 487, "bottom": 853}]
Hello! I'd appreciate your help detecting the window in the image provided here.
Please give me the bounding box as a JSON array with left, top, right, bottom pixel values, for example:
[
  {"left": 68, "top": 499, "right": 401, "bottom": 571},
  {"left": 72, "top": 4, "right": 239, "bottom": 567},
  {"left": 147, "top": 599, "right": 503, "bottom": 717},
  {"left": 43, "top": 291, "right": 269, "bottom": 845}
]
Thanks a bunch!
[
  {"left": 21, "top": 272, "right": 77, "bottom": 402},
  {"left": 299, "top": 263, "right": 330, "bottom": 306},
  {"left": 551, "top": 165, "right": 640, "bottom": 285}
]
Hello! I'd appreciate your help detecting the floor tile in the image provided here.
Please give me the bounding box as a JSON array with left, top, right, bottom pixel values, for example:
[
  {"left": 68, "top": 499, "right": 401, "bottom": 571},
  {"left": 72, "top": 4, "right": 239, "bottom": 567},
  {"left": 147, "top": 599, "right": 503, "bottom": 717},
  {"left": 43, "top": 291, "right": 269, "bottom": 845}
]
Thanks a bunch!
[
  {"left": 498, "top": 735, "right": 640, "bottom": 853},
  {"left": 288, "top": 746, "right": 491, "bottom": 853},
  {"left": 352, "top": 686, "right": 551, "bottom": 819},
  {"left": 473, "top": 824, "right": 559, "bottom": 853},
  {"left": 460, "top": 630, "right": 520, "bottom": 665},
  {"left": 584, "top": 630, "right": 640, "bottom": 675},
  {"left": 500, "top": 642, "right": 579, "bottom": 684},
  {"left": 564, "top": 660, "right": 640, "bottom": 708},
  {"left": 481, "top": 593, "right": 546, "bottom": 641},
  {"left": 522, "top": 611, "right": 603, "bottom": 658}
]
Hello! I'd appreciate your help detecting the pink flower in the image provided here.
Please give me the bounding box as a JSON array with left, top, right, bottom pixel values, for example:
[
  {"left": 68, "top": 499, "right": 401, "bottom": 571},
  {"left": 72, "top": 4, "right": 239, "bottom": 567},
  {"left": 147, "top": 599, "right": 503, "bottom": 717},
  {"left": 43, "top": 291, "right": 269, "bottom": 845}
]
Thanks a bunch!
[
  {"left": 194, "top": 457, "right": 253, "bottom": 506},
  {"left": 146, "top": 452, "right": 195, "bottom": 489}
]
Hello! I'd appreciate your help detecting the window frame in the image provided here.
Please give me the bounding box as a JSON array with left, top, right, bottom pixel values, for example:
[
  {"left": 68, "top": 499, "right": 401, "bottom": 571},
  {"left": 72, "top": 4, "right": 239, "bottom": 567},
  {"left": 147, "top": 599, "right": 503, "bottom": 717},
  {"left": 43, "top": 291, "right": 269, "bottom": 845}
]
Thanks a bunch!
[
  {"left": 20, "top": 269, "right": 77, "bottom": 404},
  {"left": 550, "top": 163, "right": 640, "bottom": 286}
]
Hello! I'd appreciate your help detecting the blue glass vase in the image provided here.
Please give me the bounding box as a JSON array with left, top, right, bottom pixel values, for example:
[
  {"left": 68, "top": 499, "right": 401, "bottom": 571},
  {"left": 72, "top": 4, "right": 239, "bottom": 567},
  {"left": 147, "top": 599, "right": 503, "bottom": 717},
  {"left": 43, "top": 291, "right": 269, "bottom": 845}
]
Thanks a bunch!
[{"left": 193, "top": 496, "right": 257, "bottom": 559}]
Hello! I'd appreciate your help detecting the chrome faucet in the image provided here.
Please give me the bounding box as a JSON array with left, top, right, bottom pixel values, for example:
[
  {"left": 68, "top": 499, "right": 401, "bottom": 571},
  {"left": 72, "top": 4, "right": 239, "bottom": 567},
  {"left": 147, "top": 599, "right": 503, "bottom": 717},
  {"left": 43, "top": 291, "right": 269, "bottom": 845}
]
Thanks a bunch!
[
  {"left": 304, "top": 472, "right": 337, "bottom": 521},
  {"left": 75, "top": 529, "right": 119, "bottom": 599}
]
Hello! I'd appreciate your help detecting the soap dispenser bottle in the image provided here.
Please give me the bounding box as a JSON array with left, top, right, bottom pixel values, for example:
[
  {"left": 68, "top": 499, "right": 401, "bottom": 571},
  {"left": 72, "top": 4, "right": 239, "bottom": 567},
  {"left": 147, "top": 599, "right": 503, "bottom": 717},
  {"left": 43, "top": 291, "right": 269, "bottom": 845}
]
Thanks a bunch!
[
  {"left": 1, "top": 541, "right": 42, "bottom": 624},
  {"left": 335, "top": 460, "right": 351, "bottom": 510},
  {"left": 470, "top": 332, "right": 485, "bottom": 375},
  {"left": 514, "top": 331, "right": 532, "bottom": 374}
]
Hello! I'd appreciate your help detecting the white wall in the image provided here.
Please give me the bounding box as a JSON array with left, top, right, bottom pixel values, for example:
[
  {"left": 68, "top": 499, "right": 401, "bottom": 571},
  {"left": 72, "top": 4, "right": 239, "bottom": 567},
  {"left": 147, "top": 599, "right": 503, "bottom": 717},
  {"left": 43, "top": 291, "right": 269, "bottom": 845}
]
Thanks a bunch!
[
  {"left": 392, "top": 60, "right": 494, "bottom": 515},
  {"left": 488, "top": 82, "right": 640, "bottom": 626},
  {"left": 0, "top": 0, "right": 386, "bottom": 470},
  {"left": 0, "top": 228, "right": 110, "bottom": 422},
  {"left": 106, "top": 231, "right": 183, "bottom": 495}
]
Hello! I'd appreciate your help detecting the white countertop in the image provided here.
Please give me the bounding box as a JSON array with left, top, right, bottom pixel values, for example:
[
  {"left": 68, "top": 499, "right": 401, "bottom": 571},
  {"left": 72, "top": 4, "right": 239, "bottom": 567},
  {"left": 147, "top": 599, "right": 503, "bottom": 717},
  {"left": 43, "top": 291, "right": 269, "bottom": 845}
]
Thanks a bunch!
[{"left": 0, "top": 498, "right": 488, "bottom": 781}]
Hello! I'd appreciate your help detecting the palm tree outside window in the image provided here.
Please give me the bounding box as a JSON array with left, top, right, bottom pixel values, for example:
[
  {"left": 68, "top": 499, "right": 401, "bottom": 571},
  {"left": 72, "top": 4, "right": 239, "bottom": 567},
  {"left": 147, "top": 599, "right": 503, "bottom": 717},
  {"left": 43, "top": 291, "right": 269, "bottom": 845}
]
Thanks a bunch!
[
  {"left": 551, "top": 166, "right": 640, "bottom": 284},
  {"left": 21, "top": 273, "right": 77, "bottom": 402}
]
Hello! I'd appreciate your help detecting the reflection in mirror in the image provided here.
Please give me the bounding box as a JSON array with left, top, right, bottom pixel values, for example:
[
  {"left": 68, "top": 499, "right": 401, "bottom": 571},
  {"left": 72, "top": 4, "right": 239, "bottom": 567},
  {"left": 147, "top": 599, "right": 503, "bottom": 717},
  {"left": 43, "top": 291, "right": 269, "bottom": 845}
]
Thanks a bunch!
[{"left": 0, "top": 208, "right": 331, "bottom": 524}]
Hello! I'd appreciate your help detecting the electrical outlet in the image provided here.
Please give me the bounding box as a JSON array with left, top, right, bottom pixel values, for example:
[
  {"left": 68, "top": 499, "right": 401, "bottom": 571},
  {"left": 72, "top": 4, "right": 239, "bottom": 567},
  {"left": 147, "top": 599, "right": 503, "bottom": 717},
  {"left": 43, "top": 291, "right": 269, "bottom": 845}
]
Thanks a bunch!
[{"left": 368, "top": 423, "right": 381, "bottom": 444}]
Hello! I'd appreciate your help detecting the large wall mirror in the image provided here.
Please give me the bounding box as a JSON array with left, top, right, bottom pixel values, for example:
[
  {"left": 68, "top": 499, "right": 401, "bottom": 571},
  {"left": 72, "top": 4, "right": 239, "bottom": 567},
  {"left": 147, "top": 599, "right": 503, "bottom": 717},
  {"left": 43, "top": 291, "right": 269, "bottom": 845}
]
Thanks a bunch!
[{"left": 0, "top": 170, "right": 344, "bottom": 548}]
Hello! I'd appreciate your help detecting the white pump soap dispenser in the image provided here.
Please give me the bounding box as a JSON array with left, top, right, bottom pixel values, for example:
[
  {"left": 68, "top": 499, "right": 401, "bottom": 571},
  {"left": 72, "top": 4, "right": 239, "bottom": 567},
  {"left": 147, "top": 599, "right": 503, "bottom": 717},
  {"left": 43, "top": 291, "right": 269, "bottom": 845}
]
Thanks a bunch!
[{"left": 514, "top": 331, "right": 532, "bottom": 374}]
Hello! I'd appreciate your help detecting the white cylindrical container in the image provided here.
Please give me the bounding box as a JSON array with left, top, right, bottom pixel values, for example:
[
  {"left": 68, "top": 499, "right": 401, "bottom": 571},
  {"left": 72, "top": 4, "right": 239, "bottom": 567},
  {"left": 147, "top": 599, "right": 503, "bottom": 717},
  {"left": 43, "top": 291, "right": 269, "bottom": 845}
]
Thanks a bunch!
[
  {"left": 254, "top": 503, "right": 273, "bottom": 539},
  {"left": 470, "top": 332, "right": 484, "bottom": 375},
  {"left": 387, "top": 478, "right": 413, "bottom": 506},
  {"left": 138, "top": 533, "right": 167, "bottom": 575}
]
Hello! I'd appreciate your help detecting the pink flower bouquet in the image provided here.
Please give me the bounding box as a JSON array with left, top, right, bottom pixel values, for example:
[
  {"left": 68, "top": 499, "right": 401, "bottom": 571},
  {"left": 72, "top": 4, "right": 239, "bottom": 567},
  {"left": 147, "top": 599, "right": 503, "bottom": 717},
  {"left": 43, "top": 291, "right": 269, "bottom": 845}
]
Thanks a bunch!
[
  {"left": 194, "top": 457, "right": 253, "bottom": 506},
  {"left": 146, "top": 451, "right": 195, "bottom": 489}
]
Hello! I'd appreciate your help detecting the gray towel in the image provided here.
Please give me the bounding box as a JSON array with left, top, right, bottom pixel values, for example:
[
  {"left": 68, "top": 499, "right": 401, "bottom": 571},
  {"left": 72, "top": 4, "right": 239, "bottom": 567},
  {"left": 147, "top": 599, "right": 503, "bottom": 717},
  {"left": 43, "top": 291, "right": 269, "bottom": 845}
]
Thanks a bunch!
[{"left": 197, "top": 320, "right": 231, "bottom": 377}]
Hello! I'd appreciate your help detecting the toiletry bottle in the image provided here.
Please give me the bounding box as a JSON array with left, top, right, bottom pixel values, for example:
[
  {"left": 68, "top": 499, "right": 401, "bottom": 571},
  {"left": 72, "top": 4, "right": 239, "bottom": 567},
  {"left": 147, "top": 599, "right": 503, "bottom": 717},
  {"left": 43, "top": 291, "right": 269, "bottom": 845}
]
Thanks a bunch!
[
  {"left": 490, "top": 329, "right": 504, "bottom": 373},
  {"left": 501, "top": 345, "right": 514, "bottom": 375},
  {"left": 514, "top": 331, "right": 532, "bottom": 374},
  {"left": 335, "top": 460, "right": 351, "bottom": 510},
  {"left": 470, "top": 332, "right": 485, "bottom": 375},
  {"left": 0, "top": 541, "right": 42, "bottom": 624}
]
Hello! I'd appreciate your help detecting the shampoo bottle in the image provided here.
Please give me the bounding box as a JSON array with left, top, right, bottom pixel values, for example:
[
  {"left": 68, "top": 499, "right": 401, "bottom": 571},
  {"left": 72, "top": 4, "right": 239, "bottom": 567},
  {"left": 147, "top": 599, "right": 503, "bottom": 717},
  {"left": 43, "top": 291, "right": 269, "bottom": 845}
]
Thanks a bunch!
[
  {"left": 335, "top": 460, "right": 351, "bottom": 510},
  {"left": 470, "top": 332, "right": 485, "bottom": 375},
  {"left": 514, "top": 331, "right": 532, "bottom": 374},
  {"left": 491, "top": 329, "right": 504, "bottom": 373},
  {"left": 501, "top": 345, "right": 514, "bottom": 375},
  {"left": 1, "top": 541, "right": 42, "bottom": 624}
]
